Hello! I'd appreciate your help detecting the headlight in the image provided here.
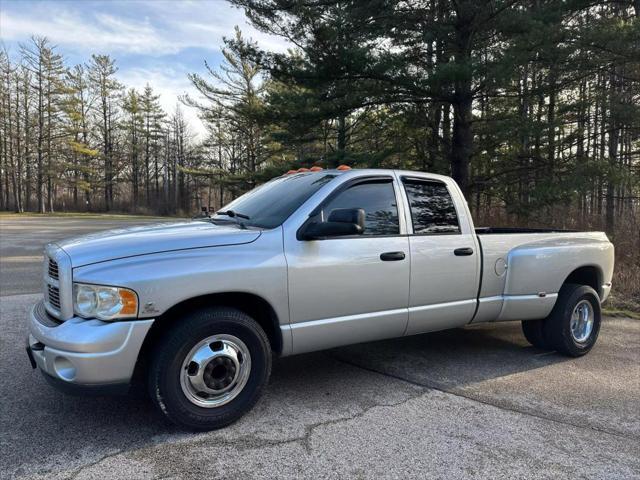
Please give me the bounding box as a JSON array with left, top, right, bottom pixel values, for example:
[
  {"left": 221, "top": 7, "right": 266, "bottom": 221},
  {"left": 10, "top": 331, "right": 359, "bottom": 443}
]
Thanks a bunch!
[{"left": 73, "top": 283, "right": 138, "bottom": 320}]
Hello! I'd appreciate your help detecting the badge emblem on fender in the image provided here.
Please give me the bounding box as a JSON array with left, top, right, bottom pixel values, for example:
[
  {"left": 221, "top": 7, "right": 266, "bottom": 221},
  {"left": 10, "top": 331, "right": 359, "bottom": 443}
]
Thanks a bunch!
[{"left": 142, "top": 302, "right": 159, "bottom": 314}]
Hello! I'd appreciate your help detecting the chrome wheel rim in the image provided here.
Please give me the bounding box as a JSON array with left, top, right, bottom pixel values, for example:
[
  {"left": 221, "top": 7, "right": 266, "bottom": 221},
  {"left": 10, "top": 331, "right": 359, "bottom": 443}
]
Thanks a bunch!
[
  {"left": 570, "top": 300, "right": 594, "bottom": 343},
  {"left": 180, "top": 334, "right": 251, "bottom": 408}
]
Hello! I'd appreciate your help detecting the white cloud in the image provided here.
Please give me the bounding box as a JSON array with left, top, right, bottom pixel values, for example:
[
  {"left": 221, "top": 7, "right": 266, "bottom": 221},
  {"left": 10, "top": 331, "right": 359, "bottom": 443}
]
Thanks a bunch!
[
  {"left": 1, "top": 10, "right": 181, "bottom": 55},
  {"left": 129, "top": 0, "right": 291, "bottom": 52},
  {"left": 177, "top": 18, "right": 291, "bottom": 54},
  {"left": 0, "top": 1, "right": 290, "bottom": 56}
]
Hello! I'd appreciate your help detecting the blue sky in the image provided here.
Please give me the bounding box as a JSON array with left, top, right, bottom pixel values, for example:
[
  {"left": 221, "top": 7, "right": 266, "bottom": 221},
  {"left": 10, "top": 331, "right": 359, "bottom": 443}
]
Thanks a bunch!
[{"left": 0, "top": 0, "right": 289, "bottom": 137}]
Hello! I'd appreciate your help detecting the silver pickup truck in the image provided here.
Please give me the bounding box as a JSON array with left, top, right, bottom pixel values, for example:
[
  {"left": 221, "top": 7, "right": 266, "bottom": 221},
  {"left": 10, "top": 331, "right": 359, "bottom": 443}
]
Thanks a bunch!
[{"left": 27, "top": 168, "right": 614, "bottom": 430}]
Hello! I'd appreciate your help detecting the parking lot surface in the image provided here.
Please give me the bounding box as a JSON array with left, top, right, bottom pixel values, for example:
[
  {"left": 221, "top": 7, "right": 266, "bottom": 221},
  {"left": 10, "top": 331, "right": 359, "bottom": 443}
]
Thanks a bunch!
[
  {"left": 1, "top": 216, "right": 638, "bottom": 479},
  {"left": 0, "top": 216, "right": 168, "bottom": 296}
]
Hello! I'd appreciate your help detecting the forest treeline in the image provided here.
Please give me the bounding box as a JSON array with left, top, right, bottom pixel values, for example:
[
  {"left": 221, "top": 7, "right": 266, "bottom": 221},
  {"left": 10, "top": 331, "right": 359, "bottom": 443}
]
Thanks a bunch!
[{"left": 0, "top": 1, "right": 638, "bottom": 231}]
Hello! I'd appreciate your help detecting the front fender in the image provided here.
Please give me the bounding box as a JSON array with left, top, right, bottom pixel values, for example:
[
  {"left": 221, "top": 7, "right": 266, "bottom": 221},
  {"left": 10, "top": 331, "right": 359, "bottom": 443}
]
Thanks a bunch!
[{"left": 72, "top": 228, "right": 289, "bottom": 326}]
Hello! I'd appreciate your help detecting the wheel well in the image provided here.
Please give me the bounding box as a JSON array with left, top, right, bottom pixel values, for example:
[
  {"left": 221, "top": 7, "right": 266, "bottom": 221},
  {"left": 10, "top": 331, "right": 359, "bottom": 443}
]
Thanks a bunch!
[
  {"left": 132, "top": 292, "right": 282, "bottom": 386},
  {"left": 563, "top": 266, "right": 601, "bottom": 296}
]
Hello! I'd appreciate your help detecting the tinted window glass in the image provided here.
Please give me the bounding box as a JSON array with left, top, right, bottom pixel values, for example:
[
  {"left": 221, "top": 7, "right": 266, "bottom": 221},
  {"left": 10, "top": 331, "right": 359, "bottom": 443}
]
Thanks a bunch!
[
  {"left": 322, "top": 181, "right": 399, "bottom": 235},
  {"left": 213, "top": 173, "right": 337, "bottom": 229},
  {"left": 403, "top": 180, "right": 460, "bottom": 234}
]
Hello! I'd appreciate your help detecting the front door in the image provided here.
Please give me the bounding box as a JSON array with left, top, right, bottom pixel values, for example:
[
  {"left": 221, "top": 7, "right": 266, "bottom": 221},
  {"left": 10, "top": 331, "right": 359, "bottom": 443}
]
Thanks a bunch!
[{"left": 285, "top": 178, "right": 410, "bottom": 354}]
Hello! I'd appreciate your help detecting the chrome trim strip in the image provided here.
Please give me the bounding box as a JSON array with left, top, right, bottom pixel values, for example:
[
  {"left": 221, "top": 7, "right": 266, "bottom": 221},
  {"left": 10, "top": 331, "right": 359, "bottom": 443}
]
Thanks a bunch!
[
  {"left": 478, "top": 295, "right": 503, "bottom": 303},
  {"left": 408, "top": 298, "right": 476, "bottom": 314},
  {"left": 289, "top": 307, "right": 407, "bottom": 330},
  {"left": 496, "top": 293, "right": 558, "bottom": 322},
  {"left": 503, "top": 293, "right": 558, "bottom": 300}
]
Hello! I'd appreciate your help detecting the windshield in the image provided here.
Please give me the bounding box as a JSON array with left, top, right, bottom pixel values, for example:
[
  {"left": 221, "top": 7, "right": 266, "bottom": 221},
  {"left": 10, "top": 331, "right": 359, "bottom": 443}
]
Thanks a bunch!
[{"left": 212, "top": 173, "right": 338, "bottom": 229}]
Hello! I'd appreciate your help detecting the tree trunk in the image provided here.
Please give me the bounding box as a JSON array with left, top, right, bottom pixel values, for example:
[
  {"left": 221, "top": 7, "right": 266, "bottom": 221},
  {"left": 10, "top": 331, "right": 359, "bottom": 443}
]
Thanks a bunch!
[
  {"left": 46, "top": 77, "right": 54, "bottom": 213},
  {"left": 336, "top": 115, "right": 346, "bottom": 166},
  {"left": 450, "top": 15, "right": 473, "bottom": 199},
  {"left": 605, "top": 68, "right": 620, "bottom": 234}
]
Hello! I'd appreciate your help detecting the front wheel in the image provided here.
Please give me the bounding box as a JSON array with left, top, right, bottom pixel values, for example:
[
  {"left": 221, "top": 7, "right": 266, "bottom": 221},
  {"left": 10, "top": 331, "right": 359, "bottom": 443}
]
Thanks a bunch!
[{"left": 148, "top": 307, "right": 272, "bottom": 430}]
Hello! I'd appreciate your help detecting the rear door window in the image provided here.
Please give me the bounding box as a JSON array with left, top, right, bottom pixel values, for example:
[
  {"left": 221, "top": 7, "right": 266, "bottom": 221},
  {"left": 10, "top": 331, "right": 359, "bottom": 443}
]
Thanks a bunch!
[{"left": 402, "top": 180, "right": 460, "bottom": 234}]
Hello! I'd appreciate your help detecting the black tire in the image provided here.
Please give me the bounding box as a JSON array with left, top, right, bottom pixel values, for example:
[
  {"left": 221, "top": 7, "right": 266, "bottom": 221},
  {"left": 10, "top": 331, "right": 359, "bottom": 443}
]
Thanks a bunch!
[
  {"left": 521, "top": 319, "right": 549, "bottom": 350},
  {"left": 542, "top": 283, "right": 601, "bottom": 357},
  {"left": 148, "top": 307, "right": 271, "bottom": 430}
]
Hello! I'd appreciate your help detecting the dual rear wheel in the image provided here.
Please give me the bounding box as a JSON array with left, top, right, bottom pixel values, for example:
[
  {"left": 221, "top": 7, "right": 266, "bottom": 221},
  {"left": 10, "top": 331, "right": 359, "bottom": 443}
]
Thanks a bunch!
[{"left": 522, "top": 283, "right": 601, "bottom": 357}]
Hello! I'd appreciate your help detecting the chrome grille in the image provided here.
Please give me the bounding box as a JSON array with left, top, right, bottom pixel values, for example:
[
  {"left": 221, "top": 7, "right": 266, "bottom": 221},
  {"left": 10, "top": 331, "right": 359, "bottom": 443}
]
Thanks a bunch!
[
  {"left": 48, "top": 258, "right": 59, "bottom": 280},
  {"left": 43, "top": 245, "right": 72, "bottom": 320},
  {"left": 47, "top": 284, "right": 61, "bottom": 310}
]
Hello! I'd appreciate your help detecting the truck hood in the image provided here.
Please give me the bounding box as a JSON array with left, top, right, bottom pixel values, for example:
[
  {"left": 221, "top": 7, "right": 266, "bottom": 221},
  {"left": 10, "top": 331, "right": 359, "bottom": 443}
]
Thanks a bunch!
[{"left": 55, "top": 221, "right": 261, "bottom": 267}]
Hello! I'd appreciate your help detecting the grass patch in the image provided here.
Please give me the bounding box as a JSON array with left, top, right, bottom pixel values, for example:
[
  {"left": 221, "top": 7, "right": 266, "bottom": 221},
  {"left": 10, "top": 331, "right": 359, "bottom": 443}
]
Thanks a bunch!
[{"left": 603, "top": 308, "right": 640, "bottom": 320}]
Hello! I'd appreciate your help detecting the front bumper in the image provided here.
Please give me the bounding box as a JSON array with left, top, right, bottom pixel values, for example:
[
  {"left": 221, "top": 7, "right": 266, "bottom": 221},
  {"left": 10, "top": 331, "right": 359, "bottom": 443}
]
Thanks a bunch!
[{"left": 27, "top": 300, "right": 154, "bottom": 391}]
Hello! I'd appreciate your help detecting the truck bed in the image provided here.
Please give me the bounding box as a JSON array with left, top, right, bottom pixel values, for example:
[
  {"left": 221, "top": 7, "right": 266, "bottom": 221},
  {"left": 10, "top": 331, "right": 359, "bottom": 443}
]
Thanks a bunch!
[{"left": 473, "top": 230, "right": 614, "bottom": 324}]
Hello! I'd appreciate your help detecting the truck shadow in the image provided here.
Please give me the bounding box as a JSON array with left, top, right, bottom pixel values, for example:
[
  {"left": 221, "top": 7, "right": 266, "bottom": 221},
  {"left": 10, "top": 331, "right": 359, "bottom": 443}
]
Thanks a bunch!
[{"left": 324, "top": 321, "right": 570, "bottom": 391}]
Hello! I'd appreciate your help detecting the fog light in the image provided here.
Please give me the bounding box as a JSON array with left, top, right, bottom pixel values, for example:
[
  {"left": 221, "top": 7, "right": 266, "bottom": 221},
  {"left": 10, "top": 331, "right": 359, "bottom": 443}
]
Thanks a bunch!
[{"left": 54, "top": 356, "right": 76, "bottom": 381}]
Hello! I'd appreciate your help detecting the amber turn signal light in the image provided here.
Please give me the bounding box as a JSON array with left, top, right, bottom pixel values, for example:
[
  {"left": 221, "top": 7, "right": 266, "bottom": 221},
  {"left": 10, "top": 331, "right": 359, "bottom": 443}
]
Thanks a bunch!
[{"left": 119, "top": 289, "right": 138, "bottom": 316}]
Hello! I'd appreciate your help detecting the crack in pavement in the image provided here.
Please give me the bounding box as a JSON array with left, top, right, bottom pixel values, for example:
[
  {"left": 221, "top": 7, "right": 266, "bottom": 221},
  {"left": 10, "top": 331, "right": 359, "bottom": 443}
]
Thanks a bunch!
[
  {"left": 329, "top": 354, "right": 640, "bottom": 442},
  {"left": 64, "top": 449, "right": 124, "bottom": 480},
  {"left": 297, "top": 387, "right": 426, "bottom": 454},
  {"left": 53, "top": 386, "right": 426, "bottom": 479}
]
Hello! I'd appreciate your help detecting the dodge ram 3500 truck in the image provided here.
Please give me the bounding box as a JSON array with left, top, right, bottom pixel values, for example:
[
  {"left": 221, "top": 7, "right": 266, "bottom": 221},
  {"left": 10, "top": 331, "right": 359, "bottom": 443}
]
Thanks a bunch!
[{"left": 27, "top": 169, "right": 614, "bottom": 430}]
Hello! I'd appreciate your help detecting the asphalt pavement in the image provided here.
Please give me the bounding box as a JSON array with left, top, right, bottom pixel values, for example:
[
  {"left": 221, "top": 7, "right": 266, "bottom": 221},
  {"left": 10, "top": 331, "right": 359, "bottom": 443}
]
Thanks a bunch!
[{"left": 1, "top": 215, "right": 638, "bottom": 479}]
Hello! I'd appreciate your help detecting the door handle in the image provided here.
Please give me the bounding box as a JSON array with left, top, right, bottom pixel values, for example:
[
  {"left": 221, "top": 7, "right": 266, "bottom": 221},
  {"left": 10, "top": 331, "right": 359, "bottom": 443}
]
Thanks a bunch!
[
  {"left": 454, "top": 247, "right": 474, "bottom": 256},
  {"left": 380, "top": 251, "right": 406, "bottom": 261}
]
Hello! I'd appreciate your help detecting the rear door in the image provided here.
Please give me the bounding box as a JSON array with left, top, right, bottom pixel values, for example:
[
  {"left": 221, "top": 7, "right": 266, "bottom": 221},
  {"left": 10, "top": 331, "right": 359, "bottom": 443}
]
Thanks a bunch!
[
  {"left": 399, "top": 176, "right": 480, "bottom": 335},
  {"left": 284, "top": 176, "right": 410, "bottom": 354}
]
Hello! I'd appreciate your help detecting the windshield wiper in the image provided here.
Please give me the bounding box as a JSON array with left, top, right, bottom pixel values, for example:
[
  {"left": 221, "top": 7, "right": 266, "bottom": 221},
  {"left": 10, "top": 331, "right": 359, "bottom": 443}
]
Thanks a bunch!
[
  {"left": 212, "top": 210, "right": 251, "bottom": 229},
  {"left": 216, "top": 210, "right": 251, "bottom": 220}
]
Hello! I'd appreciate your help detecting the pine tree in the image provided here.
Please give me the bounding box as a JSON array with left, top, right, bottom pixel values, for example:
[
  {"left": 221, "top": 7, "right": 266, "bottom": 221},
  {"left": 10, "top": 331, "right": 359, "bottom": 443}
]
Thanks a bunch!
[
  {"left": 185, "top": 28, "right": 270, "bottom": 192},
  {"left": 65, "top": 64, "right": 98, "bottom": 210},
  {"left": 140, "top": 84, "right": 165, "bottom": 204},
  {"left": 88, "top": 54, "right": 121, "bottom": 210},
  {"left": 20, "top": 36, "right": 66, "bottom": 212},
  {"left": 121, "top": 88, "right": 144, "bottom": 209}
]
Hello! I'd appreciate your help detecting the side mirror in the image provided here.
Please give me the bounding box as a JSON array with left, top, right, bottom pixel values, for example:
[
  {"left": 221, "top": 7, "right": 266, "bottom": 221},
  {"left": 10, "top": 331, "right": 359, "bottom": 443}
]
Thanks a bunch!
[{"left": 301, "top": 208, "right": 366, "bottom": 240}]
